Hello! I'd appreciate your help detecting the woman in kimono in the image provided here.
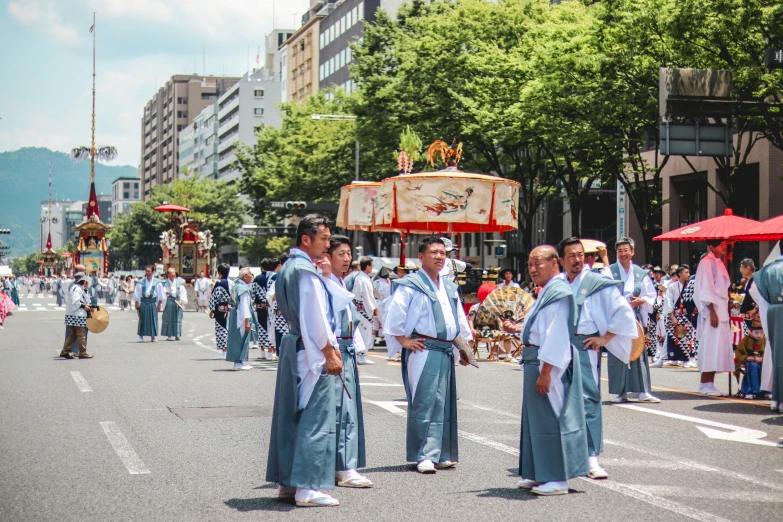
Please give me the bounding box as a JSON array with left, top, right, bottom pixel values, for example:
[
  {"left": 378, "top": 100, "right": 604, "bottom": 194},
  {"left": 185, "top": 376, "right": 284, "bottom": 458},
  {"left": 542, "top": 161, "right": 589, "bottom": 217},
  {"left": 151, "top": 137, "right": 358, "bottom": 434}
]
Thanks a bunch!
[
  {"left": 646, "top": 284, "right": 665, "bottom": 363},
  {"left": 663, "top": 265, "right": 697, "bottom": 367},
  {"left": 209, "top": 263, "right": 232, "bottom": 359},
  {"left": 226, "top": 267, "right": 255, "bottom": 370}
]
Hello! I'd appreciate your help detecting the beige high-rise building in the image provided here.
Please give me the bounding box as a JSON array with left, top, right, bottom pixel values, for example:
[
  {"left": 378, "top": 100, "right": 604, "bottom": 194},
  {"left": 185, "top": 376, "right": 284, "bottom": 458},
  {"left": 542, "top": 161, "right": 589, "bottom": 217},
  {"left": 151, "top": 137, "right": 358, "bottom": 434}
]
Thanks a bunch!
[
  {"left": 140, "top": 75, "right": 239, "bottom": 199},
  {"left": 282, "top": 2, "right": 330, "bottom": 102}
]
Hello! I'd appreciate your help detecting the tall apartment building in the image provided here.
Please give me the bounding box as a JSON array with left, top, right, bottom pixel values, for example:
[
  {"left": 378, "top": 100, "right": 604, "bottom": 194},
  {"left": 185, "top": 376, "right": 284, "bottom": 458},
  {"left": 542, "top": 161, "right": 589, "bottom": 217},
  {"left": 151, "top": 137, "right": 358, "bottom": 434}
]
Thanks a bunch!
[
  {"left": 178, "top": 104, "right": 219, "bottom": 179},
  {"left": 216, "top": 68, "right": 284, "bottom": 182},
  {"left": 111, "top": 176, "right": 141, "bottom": 220},
  {"left": 283, "top": 0, "right": 336, "bottom": 102},
  {"left": 318, "top": 0, "right": 404, "bottom": 93},
  {"left": 140, "top": 74, "right": 240, "bottom": 199}
]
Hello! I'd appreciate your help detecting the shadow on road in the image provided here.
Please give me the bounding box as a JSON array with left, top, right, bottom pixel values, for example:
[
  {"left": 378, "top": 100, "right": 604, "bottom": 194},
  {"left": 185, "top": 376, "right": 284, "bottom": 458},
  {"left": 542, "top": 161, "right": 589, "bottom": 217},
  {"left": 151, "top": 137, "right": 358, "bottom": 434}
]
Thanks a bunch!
[
  {"left": 694, "top": 402, "right": 775, "bottom": 415},
  {"left": 358, "top": 464, "right": 413, "bottom": 474},
  {"left": 760, "top": 416, "right": 783, "bottom": 427},
  {"left": 224, "top": 497, "right": 295, "bottom": 513}
]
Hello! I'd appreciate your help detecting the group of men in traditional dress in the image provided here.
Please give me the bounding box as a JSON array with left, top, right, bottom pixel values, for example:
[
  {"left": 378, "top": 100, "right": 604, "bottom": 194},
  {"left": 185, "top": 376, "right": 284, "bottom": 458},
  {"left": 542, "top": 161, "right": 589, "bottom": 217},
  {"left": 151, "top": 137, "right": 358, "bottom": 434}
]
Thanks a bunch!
[{"left": 133, "top": 266, "right": 187, "bottom": 343}]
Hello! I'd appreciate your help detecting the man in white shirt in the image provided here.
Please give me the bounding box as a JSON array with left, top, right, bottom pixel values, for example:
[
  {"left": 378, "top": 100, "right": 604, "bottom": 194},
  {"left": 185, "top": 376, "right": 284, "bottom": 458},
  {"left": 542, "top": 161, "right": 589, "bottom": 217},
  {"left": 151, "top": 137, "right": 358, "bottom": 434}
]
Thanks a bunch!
[
  {"left": 195, "top": 271, "right": 211, "bottom": 312},
  {"left": 693, "top": 240, "right": 734, "bottom": 396},
  {"left": 498, "top": 268, "right": 521, "bottom": 289},
  {"left": 372, "top": 267, "right": 393, "bottom": 340},
  {"left": 344, "top": 258, "right": 377, "bottom": 365}
]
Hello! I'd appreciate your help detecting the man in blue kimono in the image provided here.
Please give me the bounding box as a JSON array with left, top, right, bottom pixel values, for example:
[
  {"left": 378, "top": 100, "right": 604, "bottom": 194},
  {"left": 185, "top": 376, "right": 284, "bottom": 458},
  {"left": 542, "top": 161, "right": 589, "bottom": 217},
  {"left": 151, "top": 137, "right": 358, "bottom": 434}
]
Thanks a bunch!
[
  {"left": 266, "top": 214, "right": 348, "bottom": 507},
  {"left": 503, "top": 245, "right": 589, "bottom": 495},
  {"left": 384, "top": 237, "right": 473, "bottom": 474}
]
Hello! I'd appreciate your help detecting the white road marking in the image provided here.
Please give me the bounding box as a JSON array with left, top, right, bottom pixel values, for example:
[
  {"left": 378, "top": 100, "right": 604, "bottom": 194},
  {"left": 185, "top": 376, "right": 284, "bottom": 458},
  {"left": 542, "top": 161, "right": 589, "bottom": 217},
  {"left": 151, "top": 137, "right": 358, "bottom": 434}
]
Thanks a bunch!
[
  {"left": 366, "top": 401, "right": 732, "bottom": 522},
  {"left": 624, "top": 485, "right": 782, "bottom": 503},
  {"left": 360, "top": 383, "right": 403, "bottom": 387},
  {"left": 459, "top": 399, "right": 521, "bottom": 419},
  {"left": 100, "top": 422, "right": 150, "bottom": 475},
  {"left": 615, "top": 404, "right": 777, "bottom": 446},
  {"left": 603, "top": 458, "right": 693, "bottom": 471},
  {"left": 70, "top": 371, "right": 93, "bottom": 392},
  {"left": 360, "top": 375, "right": 381, "bottom": 379},
  {"left": 605, "top": 439, "right": 783, "bottom": 493}
]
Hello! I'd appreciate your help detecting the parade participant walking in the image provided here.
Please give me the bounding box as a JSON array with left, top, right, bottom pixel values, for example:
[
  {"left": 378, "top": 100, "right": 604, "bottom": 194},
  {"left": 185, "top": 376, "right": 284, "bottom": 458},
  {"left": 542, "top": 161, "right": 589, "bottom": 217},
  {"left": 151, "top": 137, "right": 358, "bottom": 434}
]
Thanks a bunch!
[
  {"left": 747, "top": 243, "right": 783, "bottom": 411},
  {"left": 344, "top": 257, "right": 377, "bottom": 365},
  {"left": 372, "top": 267, "right": 392, "bottom": 340},
  {"left": 105, "top": 274, "right": 116, "bottom": 305},
  {"left": 693, "top": 240, "right": 734, "bottom": 396},
  {"left": 266, "top": 214, "right": 346, "bottom": 507},
  {"left": 161, "top": 268, "right": 187, "bottom": 341},
  {"left": 503, "top": 245, "right": 588, "bottom": 496},
  {"left": 556, "top": 238, "right": 636, "bottom": 480},
  {"left": 134, "top": 266, "right": 163, "bottom": 343},
  {"left": 603, "top": 238, "right": 660, "bottom": 403},
  {"left": 59, "top": 272, "right": 93, "bottom": 359},
  {"left": 318, "top": 236, "right": 373, "bottom": 488},
  {"left": 384, "top": 236, "right": 473, "bottom": 474},
  {"left": 0, "top": 285, "right": 13, "bottom": 329},
  {"left": 209, "top": 264, "right": 232, "bottom": 359},
  {"left": 266, "top": 254, "right": 290, "bottom": 352},
  {"left": 226, "top": 267, "right": 255, "bottom": 370},
  {"left": 250, "top": 260, "right": 275, "bottom": 359},
  {"left": 55, "top": 274, "right": 65, "bottom": 308},
  {"left": 195, "top": 271, "right": 211, "bottom": 313},
  {"left": 9, "top": 276, "right": 20, "bottom": 306}
]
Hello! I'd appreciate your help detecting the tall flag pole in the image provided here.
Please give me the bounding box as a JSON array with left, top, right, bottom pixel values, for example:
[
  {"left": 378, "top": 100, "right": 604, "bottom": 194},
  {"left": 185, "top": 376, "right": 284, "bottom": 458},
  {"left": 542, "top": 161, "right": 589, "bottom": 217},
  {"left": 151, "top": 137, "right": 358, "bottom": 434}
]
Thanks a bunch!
[{"left": 91, "top": 11, "right": 96, "bottom": 184}]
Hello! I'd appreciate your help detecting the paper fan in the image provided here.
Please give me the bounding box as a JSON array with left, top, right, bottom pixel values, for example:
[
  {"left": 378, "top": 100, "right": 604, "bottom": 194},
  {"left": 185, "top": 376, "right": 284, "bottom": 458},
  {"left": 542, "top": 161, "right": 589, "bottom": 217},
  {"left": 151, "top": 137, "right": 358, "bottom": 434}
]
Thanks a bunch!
[{"left": 478, "top": 286, "right": 535, "bottom": 324}]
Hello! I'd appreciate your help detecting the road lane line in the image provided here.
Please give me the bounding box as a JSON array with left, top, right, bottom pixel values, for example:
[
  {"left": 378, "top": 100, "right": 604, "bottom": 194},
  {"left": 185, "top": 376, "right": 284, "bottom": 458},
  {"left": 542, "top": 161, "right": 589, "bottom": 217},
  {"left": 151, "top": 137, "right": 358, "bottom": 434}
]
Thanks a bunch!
[
  {"left": 623, "top": 485, "right": 782, "bottom": 503},
  {"left": 600, "top": 377, "right": 765, "bottom": 407},
  {"left": 100, "top": 422, "right": 150, "bottom": 475},
  {"left": 70, "top": 371, "right": 93, "bottom": 392},
  {"left": 360, "top": 383, "right": 403, "bottom": 387},
  {"left": 365, "top": 401, "right": 731, "bottom": 521}
]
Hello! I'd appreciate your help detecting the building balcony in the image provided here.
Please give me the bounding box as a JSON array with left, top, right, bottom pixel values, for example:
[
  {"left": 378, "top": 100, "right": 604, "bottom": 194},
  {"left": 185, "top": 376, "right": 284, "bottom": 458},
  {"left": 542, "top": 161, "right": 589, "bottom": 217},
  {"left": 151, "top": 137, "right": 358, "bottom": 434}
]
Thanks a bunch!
[
  {"left": 217, "top": 153, "right": 236, "bottom": 173},
  {"left": 217, "top": 132, "right": 238, "bottom": 153}
]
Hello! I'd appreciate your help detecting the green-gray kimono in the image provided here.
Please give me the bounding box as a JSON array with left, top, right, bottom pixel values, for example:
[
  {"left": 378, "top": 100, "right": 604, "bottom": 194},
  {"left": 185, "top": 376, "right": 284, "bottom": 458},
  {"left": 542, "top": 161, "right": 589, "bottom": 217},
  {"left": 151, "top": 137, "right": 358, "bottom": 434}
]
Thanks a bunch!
[
  {"left": 752, "top": 258, "right": 783, "bottom": 402},
  {"left": 520, "top": 278, "right": 589, "bottom": 482},
  {"left": 607, "top": 263, "right": 652, "bottom": 395},
  {"left": 226, "top": 280, "right": 255, "bottom": 364},
  {"left": 266, "top": 251, "right": 339, "bottom": 490},
  {"left": 160, "top": 280, "right": 185, "bottom": 338},
  {"left": 136, "top": 277, "right": 161, "bottom": 338},
  {"left": 394, "top": 270, "right": 462, "bottom": 464},
  {"left": 334, "top": 297, "right": 366, "bottom": 472},
  {"left": 570, "top": 272, "right": 623, "bottom": 457}
]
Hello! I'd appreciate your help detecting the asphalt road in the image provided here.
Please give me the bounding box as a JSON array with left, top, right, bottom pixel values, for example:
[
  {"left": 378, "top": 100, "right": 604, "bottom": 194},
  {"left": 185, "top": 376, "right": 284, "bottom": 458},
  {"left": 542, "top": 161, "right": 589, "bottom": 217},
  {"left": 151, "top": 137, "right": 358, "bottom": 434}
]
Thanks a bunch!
[{"left": 1, "top": 296, "right": 782, "bottom": 521}]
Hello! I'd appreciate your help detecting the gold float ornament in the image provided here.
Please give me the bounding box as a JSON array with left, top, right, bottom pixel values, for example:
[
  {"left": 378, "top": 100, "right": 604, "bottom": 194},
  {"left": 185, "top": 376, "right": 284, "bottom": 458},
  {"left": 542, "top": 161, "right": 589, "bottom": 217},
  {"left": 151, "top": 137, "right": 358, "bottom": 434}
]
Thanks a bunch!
[{"left": 427, "top": 138, "right": 463, "bottom": 168}]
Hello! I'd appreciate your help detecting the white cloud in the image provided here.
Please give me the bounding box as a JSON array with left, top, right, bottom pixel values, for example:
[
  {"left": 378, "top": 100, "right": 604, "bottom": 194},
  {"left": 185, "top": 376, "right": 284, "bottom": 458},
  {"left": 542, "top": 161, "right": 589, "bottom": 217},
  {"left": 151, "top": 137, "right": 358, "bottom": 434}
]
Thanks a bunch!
[{"left": 7, "top": 0, "right": 80, "bottom": 45}]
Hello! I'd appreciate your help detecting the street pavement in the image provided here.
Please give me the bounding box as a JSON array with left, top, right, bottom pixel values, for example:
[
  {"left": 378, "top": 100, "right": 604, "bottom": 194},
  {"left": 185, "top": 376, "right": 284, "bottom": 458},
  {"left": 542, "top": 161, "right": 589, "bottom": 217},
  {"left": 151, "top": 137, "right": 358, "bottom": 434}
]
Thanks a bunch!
[{"left": 1, "top": 300, "right": 782, "bottom": 521}]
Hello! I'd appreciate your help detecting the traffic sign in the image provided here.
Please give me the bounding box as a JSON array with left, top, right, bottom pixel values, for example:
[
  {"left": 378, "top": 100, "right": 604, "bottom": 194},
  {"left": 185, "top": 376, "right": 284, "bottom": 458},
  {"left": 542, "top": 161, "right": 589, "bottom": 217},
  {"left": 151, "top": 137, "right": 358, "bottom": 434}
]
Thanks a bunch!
[{"left": 765, "top": 49, "right": 783, "bottom": 69}]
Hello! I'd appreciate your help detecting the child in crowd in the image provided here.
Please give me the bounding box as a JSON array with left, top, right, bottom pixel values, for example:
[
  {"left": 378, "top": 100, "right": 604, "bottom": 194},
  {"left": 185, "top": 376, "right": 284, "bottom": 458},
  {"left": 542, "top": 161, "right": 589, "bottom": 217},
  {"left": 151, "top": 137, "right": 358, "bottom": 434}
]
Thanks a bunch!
[{"left": 735, "top": 319, "right": 766, "bottom": 399}]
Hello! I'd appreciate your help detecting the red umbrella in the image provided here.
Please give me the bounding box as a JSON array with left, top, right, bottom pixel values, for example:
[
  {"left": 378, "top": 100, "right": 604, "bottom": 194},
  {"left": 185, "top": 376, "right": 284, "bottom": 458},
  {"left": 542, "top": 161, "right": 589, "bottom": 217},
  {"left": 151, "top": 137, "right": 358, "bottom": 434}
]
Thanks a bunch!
[
  {"left": 154, "top": 204, "right": 190, "bottom": 213},
  {"left": 653, "top": 209, "right": 759, "bottom": 242},
  {"left": 729, "top": 214, "right": 783, "bottom": 242}
]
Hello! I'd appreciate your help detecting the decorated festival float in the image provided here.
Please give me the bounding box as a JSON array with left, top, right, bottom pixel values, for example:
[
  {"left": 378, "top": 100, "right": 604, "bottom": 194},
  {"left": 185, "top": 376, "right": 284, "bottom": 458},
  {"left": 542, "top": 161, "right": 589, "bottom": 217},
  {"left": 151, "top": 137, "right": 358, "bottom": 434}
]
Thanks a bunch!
[
  {"left": 157, "top": 204, "right": 213, "bottom": 282},
  {"left": 157, "top": 204, "right": 214, "bottom": 311}
]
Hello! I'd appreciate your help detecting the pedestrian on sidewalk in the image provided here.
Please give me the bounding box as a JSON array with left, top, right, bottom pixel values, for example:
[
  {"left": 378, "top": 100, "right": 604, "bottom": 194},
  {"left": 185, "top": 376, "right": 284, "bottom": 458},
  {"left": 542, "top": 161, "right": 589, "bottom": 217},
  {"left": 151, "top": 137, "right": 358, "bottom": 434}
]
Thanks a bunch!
[{"left": 59, "top": 272, "right": 93, "bottom": 359}]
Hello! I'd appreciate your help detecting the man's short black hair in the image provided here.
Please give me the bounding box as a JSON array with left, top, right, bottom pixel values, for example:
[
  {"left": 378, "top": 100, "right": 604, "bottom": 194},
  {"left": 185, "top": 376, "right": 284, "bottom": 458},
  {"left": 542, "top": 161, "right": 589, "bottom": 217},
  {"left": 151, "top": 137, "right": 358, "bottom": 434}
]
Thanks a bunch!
[
  {"left": 418, "top": 236, "right": 445, "bottom": 254},
  {"left": 217, "top": 263, "right": 230, "bottom": 278},
  {"left": 296, "top": 213, "right": 330, "bottom": 247},
  {"left": 328, "top": 235, "right": 352, "bottom": 255},
  {"left": 557, "top": 236, "right": 583, "bottom": 259},
  {"left": 675, "top": 264, "right": 690, "bottom": 276},
  {"left": 278, "top": 253, "right": 289, "bottom": 266},
  {"left": 706, "top": 239, "right": 724, "bottom": 248},
  {"left": 360, "top": 257, "right": 373, "bottom": 271},
  {"left": 261, "top": 258, "right": 279, "bottom": 271}
]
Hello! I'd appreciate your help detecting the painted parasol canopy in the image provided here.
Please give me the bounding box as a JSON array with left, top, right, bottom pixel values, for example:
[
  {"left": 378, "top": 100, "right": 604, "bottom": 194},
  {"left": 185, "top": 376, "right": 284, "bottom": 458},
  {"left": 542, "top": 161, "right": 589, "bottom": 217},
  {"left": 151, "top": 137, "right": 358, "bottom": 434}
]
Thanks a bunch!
[
  {"left": 154, "top": 204, "right": 191, "bottom": 213},
  {"left": 653, "top": 209, "right": 759, "bottom": 242},
  {"left": 374, "top": 167, "right": 520, "bottom": 233},
  {"left": 337, "top": 181, "right": 430, "bottom": 234}
]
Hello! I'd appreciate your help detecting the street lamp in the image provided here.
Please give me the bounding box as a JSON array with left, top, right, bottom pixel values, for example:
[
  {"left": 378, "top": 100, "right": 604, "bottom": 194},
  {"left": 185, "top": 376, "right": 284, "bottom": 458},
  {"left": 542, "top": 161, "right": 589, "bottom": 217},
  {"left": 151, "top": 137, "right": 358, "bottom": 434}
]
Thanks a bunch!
[{"left": 311, "top": 114, "right": 359, "bottom": 181}]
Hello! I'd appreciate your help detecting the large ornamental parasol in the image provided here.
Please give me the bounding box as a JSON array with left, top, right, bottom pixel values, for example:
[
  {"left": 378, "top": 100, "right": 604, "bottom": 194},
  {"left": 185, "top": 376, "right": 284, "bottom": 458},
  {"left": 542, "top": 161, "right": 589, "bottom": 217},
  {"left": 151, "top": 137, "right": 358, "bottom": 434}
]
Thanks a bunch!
[
  {"left": 154, "top": 204, "right": 191, "bottom": 213},
  {"left": 374, "top": 167, "right": 520, "bottom": 234},
  {"left": 336, "top": 182, "right": 382, "bottom": 232},
  {"left": 653, "top": 209, "right": 759, "bottom": 242},
  {"left": 729, "top": 214, "right": 783, "bottom": 242}
]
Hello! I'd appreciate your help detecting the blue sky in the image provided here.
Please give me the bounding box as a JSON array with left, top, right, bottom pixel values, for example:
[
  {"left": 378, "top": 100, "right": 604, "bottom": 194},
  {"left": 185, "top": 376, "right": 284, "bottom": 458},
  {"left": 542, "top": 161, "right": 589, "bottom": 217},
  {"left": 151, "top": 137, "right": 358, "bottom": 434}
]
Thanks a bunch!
[{"left": 0, "top": 0, "right": 309, "bottom": 167}]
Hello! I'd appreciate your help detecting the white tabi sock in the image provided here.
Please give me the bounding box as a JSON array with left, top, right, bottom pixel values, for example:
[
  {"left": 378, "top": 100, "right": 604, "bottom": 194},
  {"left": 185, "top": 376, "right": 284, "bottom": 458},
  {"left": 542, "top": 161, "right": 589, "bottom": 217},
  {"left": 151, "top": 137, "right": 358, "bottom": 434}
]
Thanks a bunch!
[
  {"left": 336, "top": 469, "right": 362, "bottom": 481},
  {"left": 295, "top": 488, "right": 332, "bottom": 502}
]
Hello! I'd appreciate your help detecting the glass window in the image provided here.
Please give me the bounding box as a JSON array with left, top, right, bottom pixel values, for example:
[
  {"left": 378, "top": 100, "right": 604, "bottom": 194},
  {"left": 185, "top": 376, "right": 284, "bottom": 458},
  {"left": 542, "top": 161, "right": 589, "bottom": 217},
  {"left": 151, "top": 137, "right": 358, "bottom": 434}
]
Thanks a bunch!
[
  {"left": 359, "top": 2, "right": 364, "bottom": 20},
  {"left": 319, "top": 32, "right": 324, "bottom": 49},
  {"left": 134, "top": 182, "right": 139, "bottom": 189},
  {"left": 253, "top": 89, "right": 264, "bottom": 97},
  {"left": 319, "top": 63, "right": 323, "bottom": 80},
  {"left": 340, "top": 49, "right": 345, "bottom": 68},
  {"left": 352, "top": 6, "right": 358, "bottom": 24},
  {"left": 346, "top": 46, "right": 352, "bottom": 63},
  {"left": 123, "top": 192, "right": 130, "bottom": 199},
  {"left": 254, "top": 108, "right": 264, "bottom": 116},
  {"left": 340, "top": 16, "right": 345, "bottom": 34}
]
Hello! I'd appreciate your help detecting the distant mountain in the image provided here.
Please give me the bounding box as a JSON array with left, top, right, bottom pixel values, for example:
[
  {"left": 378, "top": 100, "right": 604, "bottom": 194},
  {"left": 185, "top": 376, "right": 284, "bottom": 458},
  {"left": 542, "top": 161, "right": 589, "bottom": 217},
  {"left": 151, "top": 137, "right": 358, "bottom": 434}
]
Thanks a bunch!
[{"left": 0, "top": 147, "right": 139, "bottom": 258}]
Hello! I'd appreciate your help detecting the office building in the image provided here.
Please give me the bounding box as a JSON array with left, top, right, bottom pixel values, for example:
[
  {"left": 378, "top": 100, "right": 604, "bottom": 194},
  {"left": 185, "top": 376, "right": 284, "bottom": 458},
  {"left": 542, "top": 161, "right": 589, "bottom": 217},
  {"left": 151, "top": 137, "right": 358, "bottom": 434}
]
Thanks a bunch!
[
  {"left": 178, "top": 103, "right": 219, "bottom": 179},
  {"left": 318, "top": 0, "right": 404, "bottom": 94},
  {"left": 140, "top": 74, "right": 240, "bottom": 199},
  {"left": 111, "top": 176, "right": 141, "bottom": 221},
  {"left": 216, "top": 68, "right": 283, "bottom": 182},
  {"left": 283, "top": 1, "right": 334, "bottom": 102}
]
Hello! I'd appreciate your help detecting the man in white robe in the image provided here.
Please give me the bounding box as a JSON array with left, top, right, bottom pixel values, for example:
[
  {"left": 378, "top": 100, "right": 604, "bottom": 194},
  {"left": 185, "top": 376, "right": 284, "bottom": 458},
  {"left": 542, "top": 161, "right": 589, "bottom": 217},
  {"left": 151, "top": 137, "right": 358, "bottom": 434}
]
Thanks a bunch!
[
  {"left": 693, "top": 240, "right": 735, "bottom": 396},
  {"left": 601, "top": 237, "right": 660, "bottom": 403},
  {"left": 195, "top": 271, "right": 211, "bottom": 312},
  {"left": 344, "top": 258, "right": 377, "bottom": 365},
  {"left": 556, "top": 237, "right": 636, "bottom": 480},
  {"left": 372, "top": 267, "right": 392, "bottom": 340},
  {"left": 384, "top": 237, "right": 472, "bottom": 474}
]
